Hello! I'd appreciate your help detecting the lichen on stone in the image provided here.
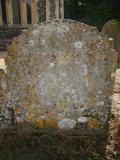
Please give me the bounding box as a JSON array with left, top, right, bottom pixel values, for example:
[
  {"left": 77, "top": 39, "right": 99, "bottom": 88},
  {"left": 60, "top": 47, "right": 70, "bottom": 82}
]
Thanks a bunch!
[{"left": 2, "top": 19, "right": 117, "bottom": 129}]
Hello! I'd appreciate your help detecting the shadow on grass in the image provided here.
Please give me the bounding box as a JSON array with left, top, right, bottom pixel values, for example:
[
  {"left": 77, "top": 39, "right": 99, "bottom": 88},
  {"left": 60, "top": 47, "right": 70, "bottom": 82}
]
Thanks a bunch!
[{"left": 0, "top": 123, "right": 108, "bottom": 160}]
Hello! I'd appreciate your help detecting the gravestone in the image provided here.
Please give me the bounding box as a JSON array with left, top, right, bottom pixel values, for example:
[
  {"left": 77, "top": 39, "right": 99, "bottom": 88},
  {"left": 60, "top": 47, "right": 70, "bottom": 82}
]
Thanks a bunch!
[
  {"left": 3, "top": 20, "right": 117, "bottom": 129},
  {"left": 102, "top": 20, "right": 120, "bottom": 63}
]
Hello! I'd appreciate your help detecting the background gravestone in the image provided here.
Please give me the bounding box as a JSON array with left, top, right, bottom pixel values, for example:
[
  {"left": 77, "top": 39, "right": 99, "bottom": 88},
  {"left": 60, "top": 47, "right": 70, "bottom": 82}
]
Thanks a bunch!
[
  {"left": 102, "top": 20, "right": 120, "bottom": 64},
  {"left": 4, "top": 20, "right": 117, "bottom": 129}
]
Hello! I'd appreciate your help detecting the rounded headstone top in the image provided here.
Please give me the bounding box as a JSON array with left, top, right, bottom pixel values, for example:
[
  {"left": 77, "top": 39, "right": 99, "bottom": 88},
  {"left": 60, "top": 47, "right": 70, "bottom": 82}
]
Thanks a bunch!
[
  {"left": 102, "top": 19, "right": 120, "bottom": 63},
  {"left": 4, "top": 19, "right": 117, "bottom": 129},
  {"left": 102, "top": 20, "right": 120, "bottom": 31}
]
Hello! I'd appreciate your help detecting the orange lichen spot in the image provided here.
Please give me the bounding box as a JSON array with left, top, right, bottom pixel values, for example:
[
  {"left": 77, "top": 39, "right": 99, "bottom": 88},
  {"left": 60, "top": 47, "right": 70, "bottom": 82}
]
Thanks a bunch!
[
  {"left": 22, "top": 98, "right": 30, "bottom": 108},
  {"left": 44, "top": 119, "right": 58, "bottom": 128},
  {"left": 35, "top": 119, "right": 44, "bottom": 128},
  {"left": 14, "top": 107, "right": 20, "bottom": 115},
  {"left": 9, "top": 41, "right": 18, "bottom": 59},
  {"left": 31, "top": 92, "right": 38, "bottom": 102},
  {"left": 34, "top": 119, "right": 58, "bottom": 128},
  {"left": 97, "top": 32, "right": 103, "bottom": 36},
  {"left": 90, "top": 41, "right": 96, "bottom": 49},
  {"left": 107, "top": 39, "right": 113, "bottom": 45},
  {"left": 87, "top": 118, "right": 101, "bottom": 129},
  {"left": 87, "top": 52, "right": 96, "bottom": 61},
  {"left": 22, "top": 85, "right": 32, "bottom": 92},
  {"left": 26, "top": 114, "right": 34, "bottom": 121}
]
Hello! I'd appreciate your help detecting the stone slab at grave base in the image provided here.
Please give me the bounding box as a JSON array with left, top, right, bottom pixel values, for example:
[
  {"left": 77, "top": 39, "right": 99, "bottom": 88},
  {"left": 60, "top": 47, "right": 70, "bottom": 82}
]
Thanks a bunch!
[{"left": 1, "top": 19, "right": 117, "bottom": 131}]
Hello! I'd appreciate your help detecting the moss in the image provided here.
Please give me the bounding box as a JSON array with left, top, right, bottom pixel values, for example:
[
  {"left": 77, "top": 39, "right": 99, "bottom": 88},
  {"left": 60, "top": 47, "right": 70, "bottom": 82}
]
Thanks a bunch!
[{"left": 117, "top": 64, "right": 120, "bottom": 69}]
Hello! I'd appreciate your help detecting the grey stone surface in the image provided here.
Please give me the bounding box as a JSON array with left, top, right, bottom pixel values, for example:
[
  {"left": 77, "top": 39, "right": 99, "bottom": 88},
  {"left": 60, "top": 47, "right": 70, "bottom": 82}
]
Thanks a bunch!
[
  {"left": 102, "top": 20, "right": 120, "bottom": 63},
  {"left": 2, "top": 19, "right": 117, "bottom": 129}
]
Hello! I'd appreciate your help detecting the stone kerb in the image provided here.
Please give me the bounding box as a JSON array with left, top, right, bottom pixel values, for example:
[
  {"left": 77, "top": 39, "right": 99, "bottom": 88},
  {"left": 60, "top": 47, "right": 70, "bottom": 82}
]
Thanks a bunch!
[{"left": 3, "top": 19, "right": 117, "bottom": 130}]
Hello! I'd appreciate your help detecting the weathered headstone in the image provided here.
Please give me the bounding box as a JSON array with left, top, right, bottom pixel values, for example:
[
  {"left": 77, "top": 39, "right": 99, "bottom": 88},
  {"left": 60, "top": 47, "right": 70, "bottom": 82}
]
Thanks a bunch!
[
  {"left": 3, "top": 20, "right": 117, "bottom": 129},
  {"left": 102, "top": 20, "right": 120, "bottom": 63}
]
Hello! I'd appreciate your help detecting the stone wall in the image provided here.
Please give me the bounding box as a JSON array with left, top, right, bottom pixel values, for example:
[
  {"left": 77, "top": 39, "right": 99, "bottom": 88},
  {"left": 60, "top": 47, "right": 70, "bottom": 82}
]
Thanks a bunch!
[{"left": 2, "top": 20, "right": 117, "bottom": 130}]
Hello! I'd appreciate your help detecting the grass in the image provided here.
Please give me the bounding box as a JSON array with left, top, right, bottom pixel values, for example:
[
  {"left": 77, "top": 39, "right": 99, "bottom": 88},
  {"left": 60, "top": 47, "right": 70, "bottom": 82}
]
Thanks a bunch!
[{"left": 0, "top": 125, "right": 106, "bottom": 160}]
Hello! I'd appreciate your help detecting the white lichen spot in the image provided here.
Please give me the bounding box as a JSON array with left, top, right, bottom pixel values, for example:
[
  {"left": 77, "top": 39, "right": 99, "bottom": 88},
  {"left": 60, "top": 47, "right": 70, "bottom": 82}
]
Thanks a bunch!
[
  {"left": 71, "top": 89, "right": 76, "bottom": 94},
  {"left": 109, "top": 38, "right": 113, "bottom": 41},
  {"left": 97, "top": 45, "right": 100, "bottom": 48},
  {"left": 46, "top": 101, "right": 53, "bottom": 107},
  {"left": 66, "top": 96, "right": 71, "bottom": 102},
  {"left": 57, "top": 25, "right": 69, "bottom": 34},
  {"left": 98, "top": 90, "right": 102, "bottom": 94},
  {"left": 83, "top": 65, "right": 89, "bottom": 87},
  {"left": 98, "top": 36, "right": 102, "bottom": 40},
  {"left": 74, "top": 41, "right": 83, "bottom": 49},
  {"left": 58, "top": 118, "right": 76, "bottom": 129},
  {"left": 38, "top": 79, "right": 47, "bottom": 96},
  {"left": 62, "top": 72, "right": 68, "bottom": 77},
  {"left": 109, "top": 95, "right": 113, "bottom": 101},
  {"left": 16, "top": 116, "right": 23, "bottom": 122},
  {"left": 57, "top": 35, "right": 60, "bottom": 38},
  {"left": 111, "top": 72, "right": 116, "bottom": 79},
  {"left": 40, "top": 115, "right": 46, "bottom": 119},
  {"left": 84, "top": 65, "right": 88, "bottom": 75},
  {"left": 27, "top": 40, "right": 34, "bottom": 47},
  {"left": 43, "top": 52, "right": 47, "bottom": 56},
  {"left": 50, "top": 63, "right": 55, "bottom": 67},
  {"left": 72, "top": 95, "right": 77, "bottom": 99},
  {"left": 41, "top": 39, "right": 46, "bottom": 45},
  {"left": 60, "top": 72, "right": 68, "bottom": 77},
  {"left": 32, "top": 30, "right": 40, "bottom": 37},
  {"left": 97, "top": 101, "right": 104, "bottom": 107},
  {"left": 78, "top": 117, "right": 87, "bottom": 123},
  {"left": 22, "top": 29, "right": 27, "bottom": 33}
]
